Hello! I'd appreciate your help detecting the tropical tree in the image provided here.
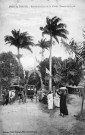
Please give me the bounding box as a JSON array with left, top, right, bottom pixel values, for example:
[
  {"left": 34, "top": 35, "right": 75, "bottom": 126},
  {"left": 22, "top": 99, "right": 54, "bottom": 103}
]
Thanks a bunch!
[
  {"left": 78, "top": 29, "right": 85, "bottom": 119},
  {"left": 61, "top": 58, "right": 82, "bottom": 86},
  {"left": 0, "top": 51, "right": 22, "bottom": 89},
  {"left": 40, "top": 16, "right": 69, "bottom": 91},
  {"left": 61, "top": 38, "right": 82, "bottom": 62},
  {"left": 62, "top": 36, "right": 85, "bottom": 119},
  {"left": 80, "top": 29, "right": 85, "bottom": 62},
  {"left": 4, "top": 29, "right": 34, "bottom": 84},
  {"left": 36, "top": 38, "right": 50, "bottom": 61},
  {"left": 38, "top": 58, "right": 49, "bottom": 84}
]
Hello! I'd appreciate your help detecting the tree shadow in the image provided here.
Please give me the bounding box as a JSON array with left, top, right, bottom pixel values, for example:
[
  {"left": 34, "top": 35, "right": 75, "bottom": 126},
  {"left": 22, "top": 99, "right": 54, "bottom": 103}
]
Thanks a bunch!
[
  {"left": 74, "top": 109, "right": 85, "bottom": 121},
  {"left": 38, "top": 102, "right": 59, "bottom": 116}
]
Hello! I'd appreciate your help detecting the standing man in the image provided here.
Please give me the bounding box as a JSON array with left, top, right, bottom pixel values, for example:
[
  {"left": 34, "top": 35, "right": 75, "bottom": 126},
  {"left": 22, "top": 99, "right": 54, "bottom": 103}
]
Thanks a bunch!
[
  {"left": 5, "top": 89, "right": 9, "bottom": 105},
  {"left": 24, "top": 84, "right": 27, "bottom": 103}
]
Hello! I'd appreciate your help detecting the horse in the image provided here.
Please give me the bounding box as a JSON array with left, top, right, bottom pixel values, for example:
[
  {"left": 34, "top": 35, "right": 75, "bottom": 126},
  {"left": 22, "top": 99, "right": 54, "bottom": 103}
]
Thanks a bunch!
[{"left": 9, "top": 90, "right": 15, "bottom": 104}]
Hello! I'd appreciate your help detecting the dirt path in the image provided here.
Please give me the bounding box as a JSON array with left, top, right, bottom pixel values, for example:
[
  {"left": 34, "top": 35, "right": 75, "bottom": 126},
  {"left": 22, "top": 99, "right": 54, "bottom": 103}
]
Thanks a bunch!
[{"left": 0, "top": 95, "right": 85, "bottom": 135}]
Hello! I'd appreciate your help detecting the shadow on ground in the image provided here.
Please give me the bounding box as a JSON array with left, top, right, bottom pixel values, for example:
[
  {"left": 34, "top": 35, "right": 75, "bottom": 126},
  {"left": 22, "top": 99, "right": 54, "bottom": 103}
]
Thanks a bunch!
[{"left": 38, "top": 102, "right": 60, "bottom": 116}]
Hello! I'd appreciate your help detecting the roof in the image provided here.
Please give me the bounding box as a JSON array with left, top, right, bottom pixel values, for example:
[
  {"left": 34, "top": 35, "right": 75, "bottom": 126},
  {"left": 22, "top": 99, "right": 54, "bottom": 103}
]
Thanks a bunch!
[
  {"left": 66, "top": 85, "right": 84, "bottom": 89},
  {"left": 27, "top": 85, "right": 35, "bottom": 87},
  {"left": 59, "top": 87, "right": 67, "bottom": 90},
  {"left": 10, "top": 85, "right": 24, "bottom": 89}
]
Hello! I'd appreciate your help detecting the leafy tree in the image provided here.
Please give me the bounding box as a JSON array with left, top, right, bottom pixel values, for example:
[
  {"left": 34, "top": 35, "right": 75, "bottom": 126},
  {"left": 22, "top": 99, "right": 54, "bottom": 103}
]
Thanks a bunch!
[
  {"left": 38, "top": 57, "right": 82, "bottom": 89},
  {"left": 77, "top": 29, "right": 85, "bottom": 118},
  {"left": 38, "top": 57, "right": 63, "bottom": 87},
  {"left": 61, "top": 38, "right": 82, "bottom": 62},
  {"left": 38, "top": 58, "right": 49, "bottom": 84},
  {"left": 40, "top": 16, "right": 69, "bottom": 91},
  {"left": 4, "top": 29, "right": 34, "bottom": 84},
  {"left": 61, "top": 58, "right": 82, "bottom": 86},
  {"left": 80, "top": 29, "right": 85, "bottom": 63},
  {"left": 0, "top": 52, "right": 23, "bottom": 89}
]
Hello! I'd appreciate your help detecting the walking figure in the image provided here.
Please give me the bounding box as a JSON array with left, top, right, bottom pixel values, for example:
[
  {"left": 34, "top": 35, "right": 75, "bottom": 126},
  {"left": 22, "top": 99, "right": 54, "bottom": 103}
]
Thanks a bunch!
[
  {"left": 57, "top": 87, "right": 68, "bottom": 117},
  {"left": 18, "top": 90, "right": 24, "bottom": 103}
]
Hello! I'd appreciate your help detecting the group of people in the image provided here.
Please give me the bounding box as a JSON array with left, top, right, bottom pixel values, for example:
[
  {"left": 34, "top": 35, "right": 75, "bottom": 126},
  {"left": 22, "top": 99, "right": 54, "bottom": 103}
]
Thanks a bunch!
[
  {"left": 2, "top": 88, "right": 27, "bottom": 105},
  {"left": 2, "top": 85, "right": 68, "bottom": 117},
  {"left": 2, "top": 89, "right": 15, "bottom": 105},
  {"left": 47, "top": 86, "right": 68, "bottom": 117}
]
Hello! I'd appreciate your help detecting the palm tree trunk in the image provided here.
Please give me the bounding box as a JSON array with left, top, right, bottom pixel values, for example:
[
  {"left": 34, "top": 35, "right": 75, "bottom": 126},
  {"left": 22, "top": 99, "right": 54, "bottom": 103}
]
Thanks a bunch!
[
  {"left": 17, "top": 47, "right": 20, "bottom": 85},
  {"left": 80, "top": 89, "right": 84, "bottom": 119},
  {"left": 41, "top": 49, "right": 44, "bottom": 62},
  {"left": 80, "top": 96, "right": 84, "bottom": 118},
  {"left": 49, "top": 36, "right": 52, "bottom": 92}
]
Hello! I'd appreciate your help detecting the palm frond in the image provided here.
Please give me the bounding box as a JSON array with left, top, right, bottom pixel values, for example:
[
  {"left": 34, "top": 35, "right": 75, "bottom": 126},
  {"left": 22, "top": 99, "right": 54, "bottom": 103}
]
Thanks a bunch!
[
  {"left": 36, "top": 38, "right": 50, "bottom": 50},
  {"left": 40, "top": 27, "right": 44, "bottom": 31},
  {"left": 42, "top": 31, "right": 50, "bottom": 36},
  {"left": 57, "top": 23, "right": 67, "bottom": 29},
  {"left": 40, "top": 16, "right": 69, "bottom": 46},
  {"left": 51, "top": 16, "right": 61, "bottom": 25},
  {"left": 61, "top": 39, "right": 72, "bottom": 54},
  {"left": 11, "top": 29, "right": 20, "bottom": 39},
  {"left": 46, "top": 17, "right": 51, "bottom": 26},
  {"left": 57, "top": 33, "right": 68, "bottom": 40},
  {"left": 53, "top": 36, "right": 59, "bottom": 44},
  {"left": 5, "top": 29, "right": 34, "bottom": 51},
  {"left": 5, "top": 36, "right": 17, "bottom": 46},
  {"left": 25, "top": 46, "right": 33, "bottom": 53},
  {"left": 56, "top": 29, "right": 69, "bottom": 35}
]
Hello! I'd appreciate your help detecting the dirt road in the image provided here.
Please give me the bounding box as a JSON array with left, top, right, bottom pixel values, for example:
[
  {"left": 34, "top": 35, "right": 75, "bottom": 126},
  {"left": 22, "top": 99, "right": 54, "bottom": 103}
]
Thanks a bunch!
[{"left": 0, "top": 95, "right": 85, "bottom": 135}]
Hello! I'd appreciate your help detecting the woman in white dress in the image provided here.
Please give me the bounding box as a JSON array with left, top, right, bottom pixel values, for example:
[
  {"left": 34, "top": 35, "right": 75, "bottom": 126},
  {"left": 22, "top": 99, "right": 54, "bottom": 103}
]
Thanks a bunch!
[
  {"left": 54, "top": 89, "right": 60, "bottom": 107},
  {"left": 47, "top": 91, "right": 53, "bottom": 110}
]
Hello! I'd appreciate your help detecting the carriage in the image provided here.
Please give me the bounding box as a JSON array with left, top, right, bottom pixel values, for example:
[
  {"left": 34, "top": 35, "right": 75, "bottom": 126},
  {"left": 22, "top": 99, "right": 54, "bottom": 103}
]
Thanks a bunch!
[{"left": 27, "top": 85, "right": 35, "bottom": 100}]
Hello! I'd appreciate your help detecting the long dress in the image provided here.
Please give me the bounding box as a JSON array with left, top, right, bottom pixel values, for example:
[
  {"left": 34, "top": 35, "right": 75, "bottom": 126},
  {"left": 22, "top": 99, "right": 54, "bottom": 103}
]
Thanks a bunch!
[
  {"left": 54, "top": 92, "right": 60, "bottom": 107},
  {"left": 57, "top": 92, "right": 68, "bottom": 115},
  {"left": 47, "top": 93, "right": 53, "bottom": 109},
  {"left": 60, "top": 94, "right": 68, "bottom": 115}
]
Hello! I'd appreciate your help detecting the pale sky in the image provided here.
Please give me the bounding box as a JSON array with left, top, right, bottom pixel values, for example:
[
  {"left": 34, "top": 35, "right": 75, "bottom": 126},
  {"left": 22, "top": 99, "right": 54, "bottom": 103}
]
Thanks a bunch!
[{"left": 0, "top": 0, "right": 85, "bottom": 70}]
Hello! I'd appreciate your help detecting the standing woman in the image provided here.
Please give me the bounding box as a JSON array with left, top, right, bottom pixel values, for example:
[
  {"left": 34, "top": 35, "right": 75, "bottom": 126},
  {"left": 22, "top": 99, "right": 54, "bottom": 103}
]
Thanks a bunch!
[
  {"left": 57, "top": 87, "right": 68, "bottom": 117},
  {"left": 54, "top": 89, "right": 60, "bottom": 108},
  {"left": 47, "top": 91, "right": 53, "bottom": 110}
]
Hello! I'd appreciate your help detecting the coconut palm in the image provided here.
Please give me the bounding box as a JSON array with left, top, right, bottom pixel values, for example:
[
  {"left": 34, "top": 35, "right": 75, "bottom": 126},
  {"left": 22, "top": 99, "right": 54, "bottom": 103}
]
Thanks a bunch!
[
  {"left": 78, "top": 29, "right": 85, "bottom": 119},
  {"left": 80, "top": 29, "right": 85, "bottom": 62},
  {"left": 61, "top": 38, "right": 82, "bottom": 62},
  {"left": 4, "top": 29, "right": 34, "bottom": 84},
  {"left": 62, "top": 37, "right": 85, "bottom": 119},
  {"left": 36, "top": 38, "right": 50, "bottom": 61},
  {"left": 40, "top": 16, "right": 69, "bottom": 91}
]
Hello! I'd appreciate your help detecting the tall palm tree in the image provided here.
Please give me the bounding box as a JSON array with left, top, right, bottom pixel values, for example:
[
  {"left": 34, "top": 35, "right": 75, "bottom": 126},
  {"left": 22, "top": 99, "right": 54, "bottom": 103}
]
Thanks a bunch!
[
  {"left": 5, "top": 29, "right": 34, "bottom": 84},
  {"left": 62, "top": 37, "right": 85, "bottom": 119},
  {"left": 40, "top": 16, "right": 69, "bottom": 91},
  {"left": 80, "top": 29, "right": 85, "bottom": 62},
  {"left": 36, "top": 38, "right": 50, "bottom": 89},
  {"left": 79, "top": 29, "right": 85, "bottom": 119},
  {"left": 36, "top": 38, "right": 50, "bottom": 61},
  {"left": 61, "top": 38, "right": 82, "bottom": 61}
]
